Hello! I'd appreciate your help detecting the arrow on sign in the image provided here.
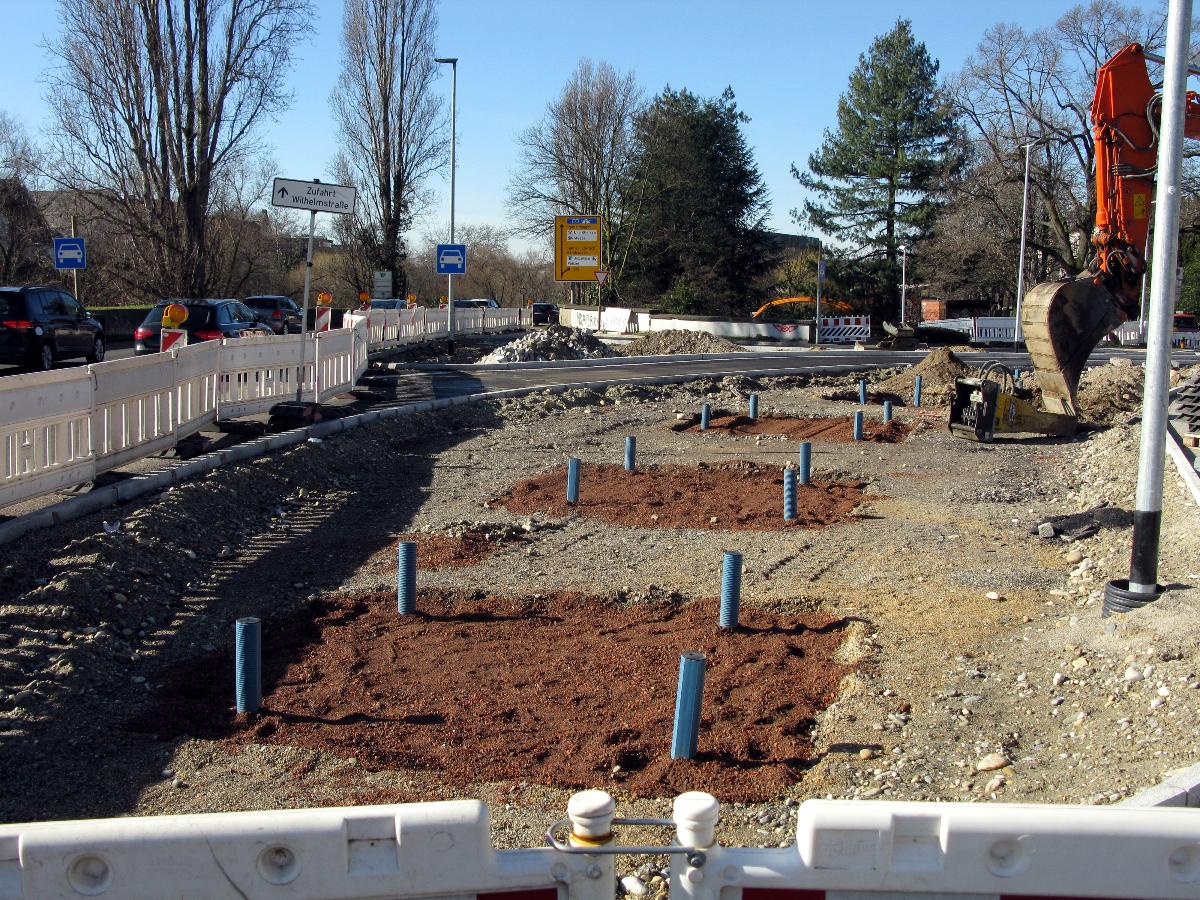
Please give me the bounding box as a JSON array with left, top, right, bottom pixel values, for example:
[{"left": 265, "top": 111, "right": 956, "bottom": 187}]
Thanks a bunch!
[{"left": 276, "top": 186, "right": 290, "bottom": 201}]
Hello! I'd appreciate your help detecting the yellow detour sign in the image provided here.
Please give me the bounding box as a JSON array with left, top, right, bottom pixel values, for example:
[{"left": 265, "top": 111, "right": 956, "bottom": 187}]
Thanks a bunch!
[
  {"left": 554, "top": 215, "right": 602, "bottom": 282},
  {"left": 162, "top": 303, "right": 189, "bottom": 327},
  {"left": 316, "top": 291, "right": 333, "bottom": 306}
]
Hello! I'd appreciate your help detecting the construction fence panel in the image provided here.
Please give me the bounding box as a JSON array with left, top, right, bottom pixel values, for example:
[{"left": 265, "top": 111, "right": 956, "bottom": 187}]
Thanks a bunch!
[
  {"left": 0, "top": 800, "right": 583, "bottom": 900},
  {"left": 818, "top": 316, "right": 871, "bottom": 343},
  {"left": 217, "top": 334, "right": 310, "bottom": 419},
  {"left": 90, "top": 351, "right": 195, "bottom": 473},
  {"left": 314, "top": 326, "right": 357, "bottom": 403},
  {"left": 0, "top": 367, "right": 95, "bottom": 508}
]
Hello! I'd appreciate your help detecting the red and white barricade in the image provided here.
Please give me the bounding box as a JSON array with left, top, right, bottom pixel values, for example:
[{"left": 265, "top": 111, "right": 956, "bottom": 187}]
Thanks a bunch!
[
  {"left": 314, "top": 305, "right": 332, "bottom": 332},
  {"left": 160, "top": 328, "right": 187, "bottom": 352},
  {"left": 818, "top": 316, "right": 871, "bottom": 343}
]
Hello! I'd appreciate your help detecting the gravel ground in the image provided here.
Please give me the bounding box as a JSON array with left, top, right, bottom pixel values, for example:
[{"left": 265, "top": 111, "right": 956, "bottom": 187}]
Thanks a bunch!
[{"left": 1, "top": 363, "right": 1198, "bottom": 879}]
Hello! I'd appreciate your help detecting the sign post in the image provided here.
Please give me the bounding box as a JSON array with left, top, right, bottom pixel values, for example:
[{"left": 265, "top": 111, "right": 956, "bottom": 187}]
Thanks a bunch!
[
  {"left": 554, "top": 216, "right": 603, "bottom": 291},
  {"left": 271, "top": 177, "right": 357, "bottom": 406}
]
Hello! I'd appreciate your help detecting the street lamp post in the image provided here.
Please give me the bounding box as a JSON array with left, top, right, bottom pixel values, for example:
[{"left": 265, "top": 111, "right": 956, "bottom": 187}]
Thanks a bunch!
[
  {"left": 899, "top": 244, "right": 908, "bottom": 325},
  {"left": 1014, "top": 137, "right": 1047, "bottom": 348},
  {"left": 435, "top": 56, "right": 457, "bottom": 355}
]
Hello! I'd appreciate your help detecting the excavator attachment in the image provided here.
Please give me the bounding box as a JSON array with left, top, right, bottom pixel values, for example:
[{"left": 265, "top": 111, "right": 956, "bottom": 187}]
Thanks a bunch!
[
  {"left": 949, "top": 363, "right": 1078, "bottom": 442},
  {"left": 1020, "top": 275, "right": 1126, "bottom": 417}
]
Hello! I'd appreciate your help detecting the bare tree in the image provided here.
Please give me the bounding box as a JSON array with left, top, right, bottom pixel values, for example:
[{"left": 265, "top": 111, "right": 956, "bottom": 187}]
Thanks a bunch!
[
  {"left": 45, "top": 0, "right": 312, "bottom": 300},
  {"left": 507, "top": 59, "right": 643, "bottom": 296},
  {"left": 331, "top": 0, "right": 446, "bottom": 301},
  {"left": 0, "top": 111, "right": 53, "bottom": 285}
]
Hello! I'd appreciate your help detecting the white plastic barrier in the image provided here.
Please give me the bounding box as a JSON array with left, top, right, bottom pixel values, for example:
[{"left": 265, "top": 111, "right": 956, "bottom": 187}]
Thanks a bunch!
[
  {"left": 818, "top": 316, "right": 871, "bottom": 343},
  {"left": 1116, "top": 320, "right": 1200, "bottom": 348},
  {"left": 0, "top": 367, "right": 96, "bottom": 507},
  {"left": 601, "top": 306, "right": 633, "bottom": 333},
  {"left": 928, "top": 317, "right": 1018, "bottom": 344},
  {"left": 217, "top": 333, "right": 309, "bottom": 420},
  {"left": 0, "top": 800, "right": 584, "bottom": 900}
]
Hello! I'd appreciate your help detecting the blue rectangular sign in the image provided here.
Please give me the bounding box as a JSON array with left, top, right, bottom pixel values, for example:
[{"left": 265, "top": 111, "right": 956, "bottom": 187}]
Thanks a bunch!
[
  {"left": 53, "top": 237, "right": 86, "bottom": 271},
  {"left": 436, "top": 243, "right": 467, "bottom": 275}
]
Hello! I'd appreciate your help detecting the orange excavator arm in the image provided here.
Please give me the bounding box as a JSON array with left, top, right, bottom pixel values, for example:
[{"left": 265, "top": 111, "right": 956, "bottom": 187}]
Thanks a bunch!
[
  {"left": 1091, "top": 43, "right": 1200, "bottom": 314},
  {"left": 751, "top": 296, "right": 852, "bottom": 318}
]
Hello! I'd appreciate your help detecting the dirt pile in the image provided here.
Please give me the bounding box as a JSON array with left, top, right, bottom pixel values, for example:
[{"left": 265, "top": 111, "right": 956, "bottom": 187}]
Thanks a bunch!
[
  {"left": 874, "top": 347, "right": 973, "bottom": 406},
  {"left": 496, "top": 461, "right": 873, "bottom": 530},
  {"left": 481, "top": 326, "right": 615, "bottom": 363},
  {"left": 1073, "top": 360, "right": 1200, "bottom": 425},
  {"left": 621, "top": 329, "right": 742, "bottom": 356},
  {"left": 136, "top": 589, "right": 852, "bottom": 802},
  {"left": 395, "top": 523, "right": 525, "bottom": 570}
]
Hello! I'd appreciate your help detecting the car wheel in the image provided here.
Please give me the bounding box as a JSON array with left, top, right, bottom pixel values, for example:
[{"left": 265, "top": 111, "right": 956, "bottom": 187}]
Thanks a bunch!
[
  {"left": 35, "top": 342, "right": 54, "bottom": 372},
  {"left": 86, "top": 336, "right": 106, "bottom": 364}
]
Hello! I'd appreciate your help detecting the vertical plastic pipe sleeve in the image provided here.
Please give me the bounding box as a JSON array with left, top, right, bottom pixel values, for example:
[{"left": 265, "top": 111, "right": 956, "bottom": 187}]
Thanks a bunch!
[
  {"left": 397, "top": 541, "right": 417, "bottom": 615},
  {"left": 719, "top": 550, "right": 743, "bottom": 628},
  {"left": 566, "top": 457, "right": 581, "bottom": 504},
  {"left": 235, "top": 617, "right": 261, "bottom": 714},
  {"left": 671, "top": 652, "right": 707, "bottom": 759},
  {"left": 799, "top": 442, "right": 812, "bottom": 485}
]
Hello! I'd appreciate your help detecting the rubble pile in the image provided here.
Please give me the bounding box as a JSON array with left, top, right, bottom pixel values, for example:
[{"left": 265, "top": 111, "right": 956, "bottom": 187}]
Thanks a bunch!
[
  {"left": 620, "top": 329, "right": 742, "bottom": 356},
  {"left": 874, "top": 347, "right": 973, "bottom": 406},
  {"left": 480, "top": 326, "right": 616, "bottom": 364}
]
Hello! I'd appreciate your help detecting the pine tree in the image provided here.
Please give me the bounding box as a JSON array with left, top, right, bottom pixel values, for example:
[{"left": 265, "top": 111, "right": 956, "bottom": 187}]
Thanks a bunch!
[
  {"left": 622, "top": 87, "right": 771, "bottom": 314},
  {"left": 793, "top": 20, "right": 961, "bottom": 280}
]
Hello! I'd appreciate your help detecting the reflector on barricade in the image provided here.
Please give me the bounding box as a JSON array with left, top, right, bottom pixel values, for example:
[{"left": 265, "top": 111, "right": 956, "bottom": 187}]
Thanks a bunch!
[{"left": 160, "top": 328, "right": 188, "bottom": 352}]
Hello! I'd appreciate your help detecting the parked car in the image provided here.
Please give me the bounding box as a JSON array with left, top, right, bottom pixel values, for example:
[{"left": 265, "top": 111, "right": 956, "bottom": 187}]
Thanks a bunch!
[
  {"left": 452, "top": 298, "right": 499, "bottom": 310},
  {"left": 370, "top": 299, "right": 408, "bottom": 310},
  {"left": 243, "top": 295, "right": 302, "bottom": 334},
  {"left": 530, "top": 302, "right": 559, "bottom": 325},
  {"left": 0, "top": 285, "right": 105, "bottom": 371},
  {"left": 133, "top": 299, "right": 273, "bottom": 354}
]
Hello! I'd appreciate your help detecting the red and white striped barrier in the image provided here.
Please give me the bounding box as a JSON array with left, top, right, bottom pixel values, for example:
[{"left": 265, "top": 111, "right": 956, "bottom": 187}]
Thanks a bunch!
[
  {"left": 160, "top": 328, "right": 187, "bottom": 352},
  {"left": 818, "top": 316, "right": 871, "bottom": 343},
  {"left": 314, "top": 305, "right": 332, "bottom": 332}
]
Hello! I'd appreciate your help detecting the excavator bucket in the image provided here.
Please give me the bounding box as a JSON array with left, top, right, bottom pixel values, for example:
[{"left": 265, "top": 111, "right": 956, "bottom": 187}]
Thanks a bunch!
[{"left": 1021, "top": 275, "right": 1126, "bottom": 416}]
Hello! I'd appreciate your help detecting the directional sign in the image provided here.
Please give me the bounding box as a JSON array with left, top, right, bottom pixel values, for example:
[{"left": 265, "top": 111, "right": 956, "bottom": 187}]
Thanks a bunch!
[
  {"left": 53, "top": 237, "right": 86, "bottom": 271},
  {"left": 436, "top": 243, "right": 467, "bottom": 275},
  {"left": 271, "top": 178, "right": 357, "bottom": 215},
  {"left": 554, "top": 215, "right": 602, "bottom": 282},
  {"left": 372, "top": 270, "right": 393, "bottom": 299}
]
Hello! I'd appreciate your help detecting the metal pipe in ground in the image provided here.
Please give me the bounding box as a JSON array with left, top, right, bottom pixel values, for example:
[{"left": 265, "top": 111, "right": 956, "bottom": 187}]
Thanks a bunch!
[
  {"left": 883, "top": 400, "right": 893, "bottom": 423},
  {"left": 397, "top": 541, "right": 417, "bottom": 615},
  {"left": 1121, "top": 0, "right": 1192, "bottom": 603},
  {"left": 719, "top": 550, "right": 742, "bottom": 628},
  {"left": 783, "top": 467, "right": 797, "bottom": 521},
  {"left": 624, "top": 436, "right": 636, "bottom": 472},
  {"left": 235, "top": 617, "right": 261, "bottom": 714},
  {"left": 853, "top": 410, "right": 864, "bottom": 441},
  {"left": 799, "top": 442, "right": 812, "bottom": 485},
  {"left": 748, "top": 393, "right": 758, "bottom": 420},
  {"left": 671, "top": 652, "right": 707, "bottom": 759},
  {"left": 700, "top": 403, "right": 711, "bottom": 430},
  {"left": 566, "top": 458, "right": 581, "bottom": 504}
]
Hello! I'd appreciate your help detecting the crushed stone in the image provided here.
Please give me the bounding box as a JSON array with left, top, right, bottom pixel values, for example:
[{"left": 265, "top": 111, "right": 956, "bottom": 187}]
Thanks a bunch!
[
  {"left": 481, "top": 326, "right": 615, "bottom": 364},
  {"left": 620, "top": 330, "right": 742, "bottom": 357}
]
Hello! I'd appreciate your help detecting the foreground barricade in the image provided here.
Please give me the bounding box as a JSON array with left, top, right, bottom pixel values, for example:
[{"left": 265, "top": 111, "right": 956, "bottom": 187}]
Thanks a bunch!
[
  {"left": 0, "top": 309, "right": 523, "bottom": 508},
  {"left": 0, "top": 790, "right": 1196, "bottom": 898}
]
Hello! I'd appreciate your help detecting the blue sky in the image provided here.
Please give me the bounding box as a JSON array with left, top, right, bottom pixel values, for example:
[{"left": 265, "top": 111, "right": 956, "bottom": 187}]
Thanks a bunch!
[{"left": 2, "top": 0, "right": 1162, "bottom": 252}]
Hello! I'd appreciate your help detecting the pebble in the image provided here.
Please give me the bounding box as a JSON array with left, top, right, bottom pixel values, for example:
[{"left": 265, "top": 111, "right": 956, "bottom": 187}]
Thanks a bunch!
[
  {"left": 1124, "top": 667, "right": 1144, "bottom": 682},
  {"left": 860, "top": 787, "right": 882, "bottom": 799},
  {"left": 976, "top": 753, "right": 1011, "bottom": 772},
  {"left": 1052, "top": 673, "right": 1067, "bottom": 686},
  {"left": 985, "top": 774, "right": 1006, "bottom": 792},
  {"left": 1150, "top": 698, "right": 1166, "bottom": 709},
  {"left": 858, "top": 748, "right": 876, "bottom": 760},
  {"left": 1157, "top": 687, "right": 1170, "bottom": 697},
  {"left": 1065, "top": 549, "right": 1084, "bottom": 565},
  {"left": 985, "top": 591, "right": 1003, "bottom": 601},
  {"left": 621, "top": 877, "right": 648, "bottom": 896},
  {"left": 112, "top": 592, "right": 128, "bottom": 604},
  {"left": 1037, "top": 523, "right": 1056, "bottom": 538}
]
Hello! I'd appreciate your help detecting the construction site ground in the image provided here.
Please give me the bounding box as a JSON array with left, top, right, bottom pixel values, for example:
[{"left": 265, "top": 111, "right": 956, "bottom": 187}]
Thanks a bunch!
[{"left": 2, "top": 354, "right": 1199, "bottom": 874}]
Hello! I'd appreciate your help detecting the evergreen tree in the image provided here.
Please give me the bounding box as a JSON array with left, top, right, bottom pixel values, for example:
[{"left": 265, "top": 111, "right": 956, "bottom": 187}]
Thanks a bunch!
[
  {"left": 622, "top": 87, "right": 771, "bottom": 314},
  {"left": 793, "top": 19, "right": 961, "bottom": 311}
]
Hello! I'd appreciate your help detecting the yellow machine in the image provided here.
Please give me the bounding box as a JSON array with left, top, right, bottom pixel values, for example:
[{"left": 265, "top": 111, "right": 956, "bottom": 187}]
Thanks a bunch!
[{"left": 949, "top": 363, "right": 1077, "bottom": 442}]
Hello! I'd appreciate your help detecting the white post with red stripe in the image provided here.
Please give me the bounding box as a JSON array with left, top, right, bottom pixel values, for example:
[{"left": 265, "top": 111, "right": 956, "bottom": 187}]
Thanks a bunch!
[
  {"left": 669, "top": 794, "right": 1200, "bottom": 900},
  {"left": 314, "top": 305, "right": 332, "bottom": 333}
]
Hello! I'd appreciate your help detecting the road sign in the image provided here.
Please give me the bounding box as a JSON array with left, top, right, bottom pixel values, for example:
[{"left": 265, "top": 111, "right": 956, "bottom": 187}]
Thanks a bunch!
[
  {"left": 436, "top": 243, "right": 467, "bottom": 275},
  {"left": 271, "top": 178, "right": 357, "bottom": 215},
  {"left": 372, "top": 270, "right": 393, "bottom": 299},
  {"left": 595, "top": 270, "right": 608, "bottom": 285},
  {"left": 554, "top": 215, "right": 602, "bottom": 282},
  {"left": 818, "top": 258, "right": 827, "bottom": 282},
  {"left": 53, "top": 237, "right": 86, "bottom": 270}
]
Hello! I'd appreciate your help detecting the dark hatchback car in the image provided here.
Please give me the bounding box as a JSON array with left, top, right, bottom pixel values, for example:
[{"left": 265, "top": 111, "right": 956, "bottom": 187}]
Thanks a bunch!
[
  {"left": 244, "top": 294, "right": 302, "bottom": 334},
  {"left": 134, "top": 299, "right": 272, "bottom": 354},
  {"left": 531, "top": 302, "right": 559, "bottom": 325},
  {"left": 0, "top": 285, "right": 105, "bottom": 371}
]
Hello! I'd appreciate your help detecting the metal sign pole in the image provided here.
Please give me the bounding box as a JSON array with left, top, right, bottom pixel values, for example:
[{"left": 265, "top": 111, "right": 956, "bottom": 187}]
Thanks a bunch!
[
  {"left": 296, "top": 208, "right": 316, "bottom": 402},
  {"left": 815, "top": 243, "right": 822, "bottom": 346},
  {"left": 70, "top": 215, "right": 79, "bottom": 300},
  {"left": 1126, "top": 0, "right": 1192, "bottom": 596}
]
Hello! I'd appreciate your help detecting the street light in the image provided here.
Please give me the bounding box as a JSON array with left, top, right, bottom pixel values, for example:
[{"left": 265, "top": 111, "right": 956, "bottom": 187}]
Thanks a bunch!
[
  {"left": 899, "top": 244, "right": 909, "bottom": 325},
  {"left": 435, "top": 56, "right": 457, "bottom": 354},
  {"left": 1014, "top": 137, "right": 1049, "bottom": 347}
]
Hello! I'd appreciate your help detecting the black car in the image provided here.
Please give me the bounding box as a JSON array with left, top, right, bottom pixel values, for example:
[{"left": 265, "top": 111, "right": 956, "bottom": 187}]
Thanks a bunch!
[
  {"left": 531, "top": 302, "right": 559, "bottom": 325},
  {"left": 134, "top": 299, "right": 273, "bottom": 353},
  {"left": 0, "top": 285, "right": 105, "bottom": 371},
  {"left": 244, "top": 295, "right": 302, "bottom": 334}
]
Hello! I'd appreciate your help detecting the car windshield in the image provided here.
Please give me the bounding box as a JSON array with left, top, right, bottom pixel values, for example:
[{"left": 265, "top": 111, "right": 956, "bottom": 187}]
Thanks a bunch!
[
  {"left": 243, "top": 298, "right": 277, "bottom": 309},
  {"left": 143, "top": 304, "right": 216, "bottom": 329}
]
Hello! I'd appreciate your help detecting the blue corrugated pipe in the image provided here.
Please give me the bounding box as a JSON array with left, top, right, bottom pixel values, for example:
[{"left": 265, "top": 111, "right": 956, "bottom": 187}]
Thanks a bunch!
[
  {"left": 700, "top": 403, "right": 711, "bottom": 430},
  {"left": 397, "top": 541, "right": 417, "bottom": 615},
  {"left": 799, "top": 442, "right": 812, "bottom": 485},
  {"left": 670, "top": 652, "right": 707, "bottom": 759},
  {"left": 567, "top": 457, "right": 581, "bottom": 504},
  {"left": 624, "top": 436, "right": 636, "bottom": 472},
  {"left": 235, "top": 617, "right": 261, "bottom": 714},
  {"left": 784, "top": 468, "right": 797, "bottom": 521},
  {"left": 748, "top": 393, "right": 758, "bottom": 421},
  {"left": 883, "top": 400, "right": 893, "bottom": 423},
  {"left": 719, "top": 550, "right": 742, "bottom": 628},
  {"left": 853, "top": 410, "right": 864, "bottom": 441},
  {"left": 914, "top": 374, "right": 923, "bottom": 407},
  {"left": 858, "top": 379, "right": 867, "bottom": 405}
]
